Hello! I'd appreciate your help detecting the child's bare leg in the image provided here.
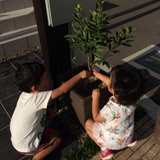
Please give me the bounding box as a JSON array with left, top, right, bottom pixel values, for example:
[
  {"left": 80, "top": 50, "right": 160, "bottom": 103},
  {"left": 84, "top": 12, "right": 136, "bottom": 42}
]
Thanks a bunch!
[
  {"left": 32, "top": 138, "right": 61, "bottom": 160},
  {"left": 85, "top": 119, "right": 102, "bottom": 148}
]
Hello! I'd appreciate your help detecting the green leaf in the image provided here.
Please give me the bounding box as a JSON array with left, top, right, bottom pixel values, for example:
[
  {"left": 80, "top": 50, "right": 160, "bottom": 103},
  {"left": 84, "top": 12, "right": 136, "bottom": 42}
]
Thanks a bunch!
[
  {"left": 120, "top": 40, "right": 126, "bottom": 44},
  {"left": 71, "top": 56, "right": 76, "bottom": 64},
  {"left": 92, "top": 11, "right": 97, "bottom": 16},
  {"left": 122, "top": 43, "right": 132, "bottom": 47},
  {"left": 126, "top": 40, "right": 133, "bottom": 42},
  {"left": 90, "top": 21, "right": 96, "bottom": 25},
  {"left": 125, "top": 27, "right": 129, "bottom": 35},
  {"left": 71, "top": 23, "right": 76, "bottom": 33},
  {"left": 89, "top": 9, "right": 93, "bottom": 16},
  {"left": 97, "top": 42, "right": 106, "bottom": 46},
  {"left": 92, "top": 60, "right": 101, "bottom": 65},
  {"left": 80, "top": 46, "right": 85, "bottom": 52},
  {"left": 82, "top": 30, "right": 86, "bottom": 39},
  {"left": 106, "top": 16, "right": 111, "bottom": 20},
  {"left": 85, "top": 47, "right": 91, "bottom": 54},
  {"left": 97, "top": 35, "right": 105, "bottom": 39},
  {"left": 75, "top": 4, "right": 81, "bottom": 9},
  {"left": 116, "top": 31, "right": 119, "bottom": 39},
  {"left": 84, "top": 25, "right": 87, "bottom": 31},
  {"left": 70, "top": 45, "right": 80, "bottom": 49},
  {"left": 74, "top": 26, "right": 81, "bottom": 31},
  {"left": 72, "top": 13, "right": 79, "bottom": 19},
  {"left": 93, "top": 53, "right": 100, "bottom": 58},
  {"left": 64, "top": 34, "right": 75, "bottom": 38},
  {"left": 80, "top": 12, "right": 85, "bottom": 19},
  {"left": 96, "top": 45, "right": 101, "bottom": 48},
  {"left": 97, "top": 26, "right": 107, "bottom": 31},
  {"left": 96, "top": 48, "right": 103, "bottom": 53},
  {"left": 102, "top": 61, "right": 110, "bottom": 68},
  {"left": 87, "top": 32, "right": 91, "bottom": 40},
  {"left": 103, "top": 21, "right": 109, "bottom": 25},
  {"left": 106, "top": 54, "right": 113, "bottom": 58},
  {"left": 73, "top": 56, "right": 76, "bottom": 60},
  {"left": 90, "top": 41, "right": 96, "bottom": 46},
  {"left": 80, "top": 3, "right": 84, "bottom": 8},
  {"left": 131, "top": 28, "right": 137, "bottom": 32},
  {"left": 121, "top": 26, "right": 125, "bottom": 33},
  {"left": 126, "top": 36, "right": 134, "bottom": 39},
  {"left": 66, "top": 38, "right": 72, "bottom": 42}
]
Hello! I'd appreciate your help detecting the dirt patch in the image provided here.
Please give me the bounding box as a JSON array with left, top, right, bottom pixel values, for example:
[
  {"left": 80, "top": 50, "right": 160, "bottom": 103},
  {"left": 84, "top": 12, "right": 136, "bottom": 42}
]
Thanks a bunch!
[{"left": 73, "top": 76, "right": 107, "bottom": 97}]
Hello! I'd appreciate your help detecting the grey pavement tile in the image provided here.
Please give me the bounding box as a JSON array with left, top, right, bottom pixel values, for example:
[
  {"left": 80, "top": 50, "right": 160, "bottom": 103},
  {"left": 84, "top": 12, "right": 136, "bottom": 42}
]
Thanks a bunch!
[
  {"left": 0, "top": 61, "right": 16, "bottom": 79},
  {"left": 1, "top": 92, "right": 21, "bottom": 118},
  {"left": 0, "top": 103, "right": 10, "bottom": 129},
  {"left": 27, "top": 34, "right": 41, "bottom": 49},
  {"left": 24, "top": 0, "right": 33, "bottom": 8},
  {"left": 14, "top": 14, "right": 36, "bottom": 30},
  {"left": 0, "top": 74, "right": 19, "bottom": 100},
  {"left": 0, "top": 45, "right": 5, "bottom": 60},
  {"left": 0, "top": 19, "right": 16, "bottom": 33},
  {"left": 44, "top": 128, "right": 79, "bottom": 160},
  {"left": 9, "top": 53, "right": 42, "bottom": 69},
  {"left": 0, "top": 127, "right": 24, "bottom": 160},
  {"left": 2, "top": 0, "right": 25, "bottom": 12},
  {"left": 0, "top": 2, "right": 4, "bottom": 13},
  {"left": 2, "top": 38, "right": 29, "bottom": 57}
]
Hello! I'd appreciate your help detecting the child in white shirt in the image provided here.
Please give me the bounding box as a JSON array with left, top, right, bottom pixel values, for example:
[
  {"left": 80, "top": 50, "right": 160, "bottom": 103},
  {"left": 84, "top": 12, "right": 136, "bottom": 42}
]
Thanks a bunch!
[
  {"left": 10, "top": 62, "right": 91, "bottom": 160},
  {"left": 85, "top": 65, "right": 149, "bottom": 160}
]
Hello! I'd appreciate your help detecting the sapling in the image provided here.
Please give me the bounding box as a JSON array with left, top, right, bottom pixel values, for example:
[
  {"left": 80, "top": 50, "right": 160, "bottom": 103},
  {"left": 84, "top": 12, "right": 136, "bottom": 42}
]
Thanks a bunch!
[{"left": 65, "top": 0, "right": 136, "bottom": 70}]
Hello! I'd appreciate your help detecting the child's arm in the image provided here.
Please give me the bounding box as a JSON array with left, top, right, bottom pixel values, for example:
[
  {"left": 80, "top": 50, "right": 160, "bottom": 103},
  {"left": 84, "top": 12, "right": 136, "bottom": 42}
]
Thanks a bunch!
[
  {"left": 93, "top": 70, "right": 110, "bottom": 86},
  {"left": 49, "top": 70, "right": 91, "bottom": 101},
  {"left": 92, "top": 88, "right": 106, "bottom": 123}
]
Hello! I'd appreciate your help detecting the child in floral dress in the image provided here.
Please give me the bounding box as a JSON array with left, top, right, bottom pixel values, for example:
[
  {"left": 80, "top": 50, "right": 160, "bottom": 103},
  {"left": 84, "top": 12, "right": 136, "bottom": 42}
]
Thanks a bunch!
[{"left": 85, "top": 65, "right": 149, "bottom": 160}]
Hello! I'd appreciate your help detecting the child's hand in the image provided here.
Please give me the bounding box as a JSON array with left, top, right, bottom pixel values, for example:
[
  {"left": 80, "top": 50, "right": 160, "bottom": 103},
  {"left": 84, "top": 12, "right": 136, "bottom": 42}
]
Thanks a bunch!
[
  {"left": 92, "top": 88, "right": 100, "bottom": 99},
  {"left": 79, "top": 70, "right": 92, "bottom": 79},
  {"left": 93, "top": 70, "right": 99, "bottom": 78}
]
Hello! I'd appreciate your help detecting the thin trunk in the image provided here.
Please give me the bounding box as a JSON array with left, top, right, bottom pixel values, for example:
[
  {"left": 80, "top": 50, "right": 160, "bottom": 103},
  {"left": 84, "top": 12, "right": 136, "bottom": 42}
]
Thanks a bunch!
[{"left": 88, "top": 54, "right": 91, "bottom": 70}]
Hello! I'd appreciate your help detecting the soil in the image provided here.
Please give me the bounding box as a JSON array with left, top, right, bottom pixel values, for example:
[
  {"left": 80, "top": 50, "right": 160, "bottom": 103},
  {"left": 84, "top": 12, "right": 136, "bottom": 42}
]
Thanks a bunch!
[{"left": 73, "top": 76, "right": 107, "bottom": 97}]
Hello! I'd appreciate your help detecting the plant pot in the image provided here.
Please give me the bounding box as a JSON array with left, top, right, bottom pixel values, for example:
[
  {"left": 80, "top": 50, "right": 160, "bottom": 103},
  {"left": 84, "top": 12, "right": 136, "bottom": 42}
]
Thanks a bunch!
[
  {"left": 58, "top": 65, "right": 112, "bottom": 128},
  {"left": 154, "top": 106, "right": 160, "bottom": 145}
]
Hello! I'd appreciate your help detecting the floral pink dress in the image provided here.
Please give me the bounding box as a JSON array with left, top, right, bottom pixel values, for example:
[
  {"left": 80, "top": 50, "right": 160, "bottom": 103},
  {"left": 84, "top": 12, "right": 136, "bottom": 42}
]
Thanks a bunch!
[{"left": 92, "top": 96, "right": 136, "bottom": 150}]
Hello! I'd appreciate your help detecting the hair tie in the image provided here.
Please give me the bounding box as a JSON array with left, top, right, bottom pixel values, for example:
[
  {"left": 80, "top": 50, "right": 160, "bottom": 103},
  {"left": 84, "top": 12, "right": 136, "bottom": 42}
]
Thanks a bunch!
[{"left": 139, "top": 69, "right": 150, "bottom": 82}]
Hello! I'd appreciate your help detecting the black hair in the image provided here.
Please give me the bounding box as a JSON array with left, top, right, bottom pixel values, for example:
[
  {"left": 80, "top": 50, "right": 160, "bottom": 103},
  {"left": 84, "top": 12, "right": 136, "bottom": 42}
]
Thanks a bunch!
[
  {"left": 110, "top": 65, "right": 149, "bottom": 106},
  {"left": 15, "top": 62, "right": 45, "bottom": 93}
]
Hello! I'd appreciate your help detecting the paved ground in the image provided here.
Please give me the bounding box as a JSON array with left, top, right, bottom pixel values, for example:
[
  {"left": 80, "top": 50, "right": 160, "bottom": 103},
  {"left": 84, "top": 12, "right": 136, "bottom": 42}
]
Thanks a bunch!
[{"left": 0, "top": 0, "right": 160, "bottom": 160}]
